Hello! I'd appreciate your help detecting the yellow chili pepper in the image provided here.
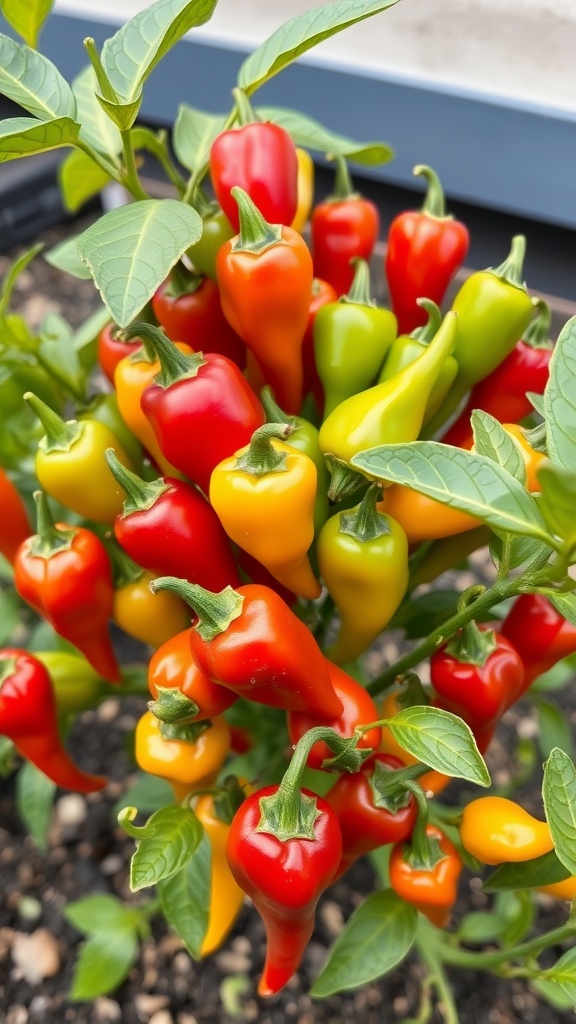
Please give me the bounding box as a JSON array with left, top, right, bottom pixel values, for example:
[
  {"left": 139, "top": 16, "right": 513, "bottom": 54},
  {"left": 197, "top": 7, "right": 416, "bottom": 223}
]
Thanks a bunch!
[
  {"left": 135, "top": 711, "right": 230, "bottom": 803},
  {"left": 538, "top": 877, "right": 576, "bottom": 901},
  {"left": 291, "top": 147, "right": 314, "bottom": 234},
  {"left": 113, "top": 569, "right": 190, "bottom": 649},
  {"left": 460, "top": 796, "right": 554, "bottom": 865},
  {"left": 195, "top": 792, "right": 246, "bottom": 956}
]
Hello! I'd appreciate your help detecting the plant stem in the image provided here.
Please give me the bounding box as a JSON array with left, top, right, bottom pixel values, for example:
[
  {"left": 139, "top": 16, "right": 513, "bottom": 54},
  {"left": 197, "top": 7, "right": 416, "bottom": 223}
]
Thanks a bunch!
[
  {"left": 428, "top": 918, "right": 576, "bottom": 971},
  {"left": 121, "top": 130, "right": 150, "bottom": 201},
  {"left": 416, "top": 938, "right": 460, "bottom": 1024}
]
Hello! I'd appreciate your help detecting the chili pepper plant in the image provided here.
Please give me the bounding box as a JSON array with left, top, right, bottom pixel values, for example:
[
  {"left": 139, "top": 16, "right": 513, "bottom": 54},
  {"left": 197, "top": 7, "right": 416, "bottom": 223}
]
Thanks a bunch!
[{"left": 1, "top": 0, "right": 576, "bottom": 1019}]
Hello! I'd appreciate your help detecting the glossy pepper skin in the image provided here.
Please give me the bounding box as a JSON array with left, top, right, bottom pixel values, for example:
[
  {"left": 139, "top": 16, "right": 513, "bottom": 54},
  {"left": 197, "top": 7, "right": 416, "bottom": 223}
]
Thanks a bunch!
[
  {"left": 460, "top": 797, "right": 553, "bottom": 865},
  {"left": 187, "top": 205, "right": 235, "bottom": 281},
  {"left": 0, "top": 649, "right": 105, "bottom": 791},
  {"left": 35, "top": 651, "right": 104, "bottom": 715},
  {"left": 317, "top": 484, "right": 409, "bottom": 665},
  {"left": 148, "top": 627, "right": 238, "bottom": 722},
  {"left": 287, "top": 659, "right": 382, "bottom": 769},
  {"left": 379, "top": 484, "right": 480, "bottom": 546},
  {"left": 291, "top": 147, "right": 314, "bottom": 234},
  {"left": 301, "top": 277, "right": 337, "bottom": 413},
  {"left": 327, "top": 753, "right": 417, "bottom": 879},
  {"left": 501, "top": 594, "right": 576, "bottom": 689},
  {"left": 0, "top": 467, "right": 30, "bottom": 564},
  {"left": 385, "top": 165, "right": 469, "bottom": 335},
  {"left": 314, "top": 258, "right": 397, "bottom": 417},
  {"left": 311, "top": 156, "right": 380, "bottom": 298},
  {"left": 112, "top": 566, "right": 190, "bottom": 650},
  {"left": 97, "top": 322, "right": 140, "bottom": 384},
  {"left": 106, "top": 452, "right": 240, "bottom": 593},
  {"left": 14, "top": 493, "right": 120, "bottom": 682},
  {"left": 210, "top": 117, "right": 298, "bottom": 232},
  {"left": 152, "top": 270, "right": 246, "bottom": 369},
  {"left": 149, "top": 579, "right": 343, "bottom": 719},
  {"left": 389, "top": 824, "right": 463, "bottom": 928},
  {"left": 217, "top": 187, "right": 313, "bottom": 415},
  {"left": 195, "top": 792, "right": 246, "bottom": 956},
  {"left": 226, "top": 785, "right": 342, "bottom": 996},
  {"left": 209, "top": 424, "right": 321, "bottom": 601},
  {"left": 135, "top": 710, "right": 230, "bottom": 802}
]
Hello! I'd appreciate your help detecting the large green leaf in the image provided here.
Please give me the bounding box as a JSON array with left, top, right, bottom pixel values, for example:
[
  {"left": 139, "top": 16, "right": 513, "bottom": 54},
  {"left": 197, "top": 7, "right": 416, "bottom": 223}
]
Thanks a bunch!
[
  {"left": 44, "top": 235, "right": 93, "bottom": 280},
  {"left": 15, "top": 760, "right": 56, "bottom": 851},
  {"left": 0, "top": 115, "right": 80, "bottom": 160},
  {"left": 471, "top": 410, "right": 526, "bottom": 484},
  {"left": 0, "top": 0, "right": 54, "bottom": 49},
  {"left": 0, "top": 33, "right": 74, "bottom": 118},
  {"left": 255, "top": 105, "right": 393, "bottom": 164},
  {"left": 545, "top": 315, "right": 576, "bottom": 473},
  {"left": 72, "top": 65, "right": 121, "bottom": 161},
  {"left": 0, "top": 242, "right": 43, "bottom": 318},
  {"left": 173, "top": 104, "right": 226, "bottom": 172},
  {"left": 70, "top": 927, "right": 139, "bottom": 1001},
  {"left": 74, "top": 199, "right": 202, "bottom": 326},
  {"left": 123, "top": 805, "right": 203, "bottom": 891},
  {"left": 311, "top": 890, "right": 416, "bottom": 997},
  {"left": 101, "top": 0, "right": 218, "bottom": 104},
  {"left": 549, "top": 592, "right": 576, "bottom": 629},
  {"left": 484, "top": 849, "right": 571, "bottom": 892},
  {"left": 387, "top": 706, "right": 491, "bottom": 786},
  {"left": 352, "top": 442, "right": 551, "bottom": 542},
  {"left": 238, "top": 0, "right": 401, "bottom": 95},
  {"left": 542, "top": 747, "right": 576, "bottom": 875},
  {"left": 157, "top": 829, "right": 211, "bottom": 958},
  {"left": 58, "top": 149, "right": 111, "bottom": 214}
]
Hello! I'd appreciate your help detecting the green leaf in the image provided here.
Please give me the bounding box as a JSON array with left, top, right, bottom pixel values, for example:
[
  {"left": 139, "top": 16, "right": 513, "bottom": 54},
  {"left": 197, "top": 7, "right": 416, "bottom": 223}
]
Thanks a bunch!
[
  {"left": 0, "top": 115, "right": 80, "bottom": 161},
  {"left": 311, "top": 890, "right": 416, "bottom": 997},
  {"left": 549, "top": 593, "right": 576, "bottom": 629},
  {"left": 172, "top": 103, "right": 226, "bottom": 172},
  {"left": 64, "top": 894, "right": 137, "bottom": 935},
  {"left": 489, "top": 532, "right": 552, "bottom": 573},
  {"left": 95, "top": 93, "right": 142, "bottom": 134},
  {"left": 0, "top": 736, "right": 16, "bottom": 778},
  {"left": 101, "top": 0, "right": 218, "bottom": 104},
  {"left": 70, "top": 927, "right": 138, "bottom": 1001},
  {"left": 534, "top": 978, "right": 576, "bottom": 1011},
  {"left": 37, "top": 312, "right": 83, "bottom": 395},
  {"left": 537, "top": 463, "right": 576, "bottom": 548},
  {"left": 128, "top": 805, "right": 202, "bottom": 891},
  {"left": 238, "top": 0, "right": 401, "bottom": 95},
  {"left": 352, "top": 442, "right": 551, "bottom": 542},
  {"left": 544, "top": 948, "right": 576, "bottom": 1004},
  {"left": 543, "top": 747, "right": 576, "bottom": 875},
  {"left": 75, "top": 199, "right": 202, "bottom": 327},
  {"left": 157, "top": 828, "right": 211, "bottom": 958},
  {"left": 113, "top": 771, "right": 173, "bottom": 817},
  {"left": 527, "top": 391, "right": 546, "bottom": 418},
  {"left": 0, "top": 0, "right": 54, "bottom": 49},
  {"left": 457, "top": 910, "right": 508, "bottom": 944},
  {"left": 471, "top": 411, "right": 527, "bottom": 484},
  {"left": 0, "top": 586, "right": 22, "bottom": 644},
  {"left": 537, "top": 699, "right": 574, "bottom": 760},
  {"left": 255, "top": 105, "right": 393, "bottom": 164},
  {"left": 392, "top": 589, "right": 460, "bottom": 639},
  {"left": 15, "top": 760, "right": 56, "bottom": 851},
  {"left": 0, "top": 242, "right": 43, "bottom": 318},
  {"left": 484, "top": 849, "right": 571, "bottom": 891},
  {"left": 44, "top": 235, "right": 93, "bottom": 280},
  {"left": 497, "top": 890, "right": 535, "bottom": 946},
  {"left": 72, "top": 66, "right": 121, "bottom": 161},
  {"left": 531, "top": 659, "right": 575, "bottom": 693},
  {"left": 544, "top": 315, "right": 576, "bottom": 473},
  {"left": 58, "top": 149, "right": 111, "bottom": 214},
  {"left": 0, "top": 33, "right": 74, "bottom": 118},
  {"left": 386, "top": 705, "right": 490, "bottom": 786}
]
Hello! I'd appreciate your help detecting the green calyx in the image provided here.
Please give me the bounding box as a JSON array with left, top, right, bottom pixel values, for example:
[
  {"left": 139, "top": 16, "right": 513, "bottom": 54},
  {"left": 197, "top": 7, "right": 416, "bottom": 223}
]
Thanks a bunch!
[
  {"left": 369, "top": 760, "right": 413, "bottom": 814},
  {"left": 414, "top": 165, "right": 449, "bottom": 219},
  {"left": 489, "top": 235, "right": 528, "bottom": 291},
  {"left": 119, "top": 322, "right": 206, "bottom": 388},
  {"left": 149, "top": 578, "right": 244, "bottom": 642},
  {"left": 165, "top": 261, "right": 204, "bottom": 299},
  {"left": 213, "top": 775, "right": 248, "bottom": 825},
  {"left": 148, "top": 686, "right": 200, "bottom": 725},
  {"left": 338, "top": 482, "right": 389, "bottom": 542},
  {"left": 234, "top": 423, "right": 294, "bottom": 476},
  {"left": 29, "top": 491, "right": 75, "bottom": 558},
  {"left": 524, "top": 299, "right": 553, "bottom": 349},
  {"left": 325, "top": 455, "right": 368, "bottom": 504},
  {"left": 159, "top": 719, "right": 211, "bottom": 743},
  {"left": 24, "top": 392, "right": 82, "bottom": 453},
  {"left": 341, "top": 259, "right": 374, "bottom": 308},
  {"left": 230, "top": 187, "right": 282, "bottom": 254},
  {"left": 445, "top": 621, "right": 497, "bottom": 667},
  {"left": 257, "top": 789, "right": 321, "bottom": 843},
  {"left": 105, "top": 449, "right": 168, "bottom": 516},
  {"left": 411, "top": 298, "right": 442, "bottom": 346}
]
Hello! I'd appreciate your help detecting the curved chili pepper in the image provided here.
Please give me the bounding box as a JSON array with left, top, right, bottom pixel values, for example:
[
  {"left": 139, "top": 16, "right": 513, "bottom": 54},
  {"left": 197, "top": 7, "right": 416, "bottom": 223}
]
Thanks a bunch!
[
  {"left": 301, "top": 277, "right": 337, "bottom": 414},
  {"left": 187, "top": 204, "right": 235, "bottom": 281},
  {"left": 385, "top": 165, "right": 469, "bottom": 335},
  {"left": 14, "top": 492, "right": 120, "bottom": 682},
  {"left": 311, "top": 156, "right": 380, "bottom": 297},
  {"left": 110, "top": 545, "right": 190, "bottom": 649},
  {"left": 216, "top": 186, "right": 313, "bottom": 414},
  {"left": 460, "top": 796, "right": 553, "bottom": 865},
  {"left": 0, "top": 648, "right": 105, "bottom": 792},
  {"left": 105, "top": 451, "right": 240, "bottom": 593},
  {"left": 291, "top": 147, "right": 314, "bottom": 234},
  {"left": 34, "top": 650, "right": 104, "bottom": 716},
  {"left": 135, "top": 710, "right": 231, "bottom": 802},
  {"left": 389, "top": 823, "right": 462, "bottom": 928},
  {"left": 501, "top": 594, "right": 576, "bottom": 689},
  {"left": 209, "top": 423, "right": 321, "bottom": 600},
  {"left": 313, "top": 258, "right": 397, "bottom": 417},
  {"left": 148, "top": 627, "right": 237, "bottom": 723},
  {"left": 195, "top": 790, "right": 246, "bottom": 956},
  {"left": 149, "top": 578, "right": 343, "bottom": 718},
  {"left": 152, "top": 267, "right": 246, "bottom": 369},
  {"left": 97, "top": 322, "right": 141, "bottom": 384},
  {"left": 0, "top": 467, "right": 30, "bottom": 564}
]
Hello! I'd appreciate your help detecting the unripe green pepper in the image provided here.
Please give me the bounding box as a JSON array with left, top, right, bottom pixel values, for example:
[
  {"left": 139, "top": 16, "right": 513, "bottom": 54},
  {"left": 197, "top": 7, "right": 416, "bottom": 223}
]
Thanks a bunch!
[
  {"left": 34, "top": 650, "right": 105, "bottom": 714},
  {"left": 379, "top": 299, "right": 457, "bottom": 422},
  {"left": 187, "top": 204, "right": 235, "bottom": 280},
  {"left": 317, "top": 483, "right": 409, "bottom": 665},
  {"left": 314, "top": 259, "right": 397, "bottom": 417}
]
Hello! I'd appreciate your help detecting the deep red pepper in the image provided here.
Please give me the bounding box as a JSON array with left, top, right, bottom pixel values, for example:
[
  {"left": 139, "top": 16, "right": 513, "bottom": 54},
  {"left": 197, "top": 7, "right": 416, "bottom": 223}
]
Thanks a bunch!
[
  {"left": 301, "top": 277, "right": 338, "bottom": 413},
  {"left": 0, "top": 467, "right": 31, "bottom": 564},
  {"left": 385, "top": 165, "right": 469, "bottom": 335},
  {"left": 501, "top": 594, "right": 576, "bottom": 689},
  {"left": 105, "top": 451, "right": 240, "bottom": 592},
  {"left": 311, "top": 157, "right": 380, "bottom": 298},
  {"left": 14, "top": 492, "right": 120, "bottom": 682},
  {"left": 97, "top": 323, "right": 141, "bottom": 384},
  {"left": 149, "top": 578, "right": 343, "bottom": 718},
  {"left": 152, "top": 270, "right": 246, "bottom": 369},
  {"left": 0, "top": 648, "right": 105, "bottom": 791},
  {"left": 287, "top": 660, "right": 381, "bottom": 769}
]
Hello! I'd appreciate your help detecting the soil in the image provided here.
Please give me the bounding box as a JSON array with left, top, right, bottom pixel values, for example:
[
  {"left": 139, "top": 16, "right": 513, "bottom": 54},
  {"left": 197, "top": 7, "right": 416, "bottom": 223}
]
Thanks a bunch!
[{"left": 1, "top": 218, "right": 575, "bottom": 1024}]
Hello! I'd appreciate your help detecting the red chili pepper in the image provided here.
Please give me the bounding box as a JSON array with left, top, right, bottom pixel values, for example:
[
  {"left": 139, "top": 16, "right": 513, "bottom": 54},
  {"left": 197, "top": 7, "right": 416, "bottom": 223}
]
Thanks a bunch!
[
  {"left": 301, "top": 277, "right": 338, "bottom": 413},
  {"left": 120, "top": 323, "right": 264, "bottom": 497},
  {"left": 216, "top": 187, "right": 313, "bottom": 415},
  {"left": 501, "top": 594, "right": 576, "bottom": 689},
  {"left": 149, "top": 578, "right": 343, "bottom": 718},
  {"left": 0, "top": 468, "right": 31, "bottom": 564},
  {"left": 326, "top": 753, "right": 417, "bottom": 879},
  {"left": 226, "top": 784, "right": 342, "bottom": 996},
  {"left": 287, "top": 660, "right": 381, "bottom": 769},
  {"left": 430, "top": 622, "right": 525, "bottom": 732},
  {"left": 0, "top": 648, "right": 106, "bottom": 792},
  {"left": 311, "top": 156, "right": 380, "bottom": 298},
  {"left": 389, "top": 822, "right": 462, "bottom": 928},
  {"left": 385, "top": 165, "right": 469, "bottom": 335},
  {"left": 152, "top": 269, "right": 246, "bottom": 369},
  {"left": 97, "top": 322, "right": 141, "bottom": 384},
  {"left": 147, "top": 626, "right": 238, "bottom": 723},
  {"left": 105, "top": 451, "right": 240, "bottom": 592},
  {"left": 210, "top": 104, "right": 298, "bottom": 232},
  {"left": 14, "top": 493, "right": 120, "bottom": 682}
]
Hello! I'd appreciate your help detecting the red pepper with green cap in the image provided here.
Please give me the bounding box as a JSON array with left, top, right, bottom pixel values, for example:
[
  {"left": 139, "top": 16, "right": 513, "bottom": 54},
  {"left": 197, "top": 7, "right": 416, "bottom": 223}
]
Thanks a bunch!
[
  {"left": 389, "top": 819, "right": 463, "bottom": 928},
  {"left": 385, "top": 165, "right": 469, "bottom": 335}
]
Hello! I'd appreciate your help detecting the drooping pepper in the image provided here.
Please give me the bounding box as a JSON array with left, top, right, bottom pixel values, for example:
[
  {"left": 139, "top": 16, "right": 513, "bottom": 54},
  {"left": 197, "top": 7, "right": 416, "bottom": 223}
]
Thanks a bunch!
[
  {"left": 105, "top": 450, "right": 240, "bottom": 593},
  {"left": 301, "top": 277, "right": 337, "bottom": 414},
  {"left": 187, "top": 203, "right": 236, "bottom": 281},
  {"left": 389, "top": 822, "right": 463, "bottom": 928},
  {"left": 126, "top": 322, "right": 265, "bottom": 496},
  {"left": 311, "top": 156, "right": 380, "bottom": 298},
  {"left": 385, "top": 165, "right": 469, "bottom": 335},
  {"left": 291, "top": 147, "right": 314, "bottom": 234},
  {"left": 459, "top": 797, "right": 554, "bottom": 865},
  {"left": 34, "top": 650, "right": 104, "bottom": 716},
  {"left": 148, "top": 578, "right": 343, "bottom": 718},
  {"left": 317, "top": 483, "right": 409, "bottom": 665},
  {"left": 195, "top": 789, "right": 247, "bottom": 956},
  {"left": 25, "top": 392, "right": 135, "bottom": 525},
  {"left": 216, "top": 186, "right": 313, "bottom": 414},
  {"left": 209, "top": 423, "right": 321, "bottom": 600},
  {"left": 97, "top": 322, "right": 141, "bottom": 384},
  {"left": 14, "top": 492, "right": 120, "bottom": 682},
  {"left": 0, "top": 648, "right": 105, "bottom": 791},
  {"left": 152, "top": 267, "right": 246, "bottom": 369},
  {"left": 313, "top": 258, "right": 397, "bottom": 417},
  {"left": 135, "top": 710, "right": 231, "bottom": 802},
  {"left": 110, "top": 544, "right": 190, "bottom": 649},
  {"left": 148, "top": 627, "right": 238, "bottom": 723},
  {"left": 0, "top": 467, "right": 30, "bottom": 564},
  {"left": 501, "top": 594, "right": 576, "bottom": 689}
]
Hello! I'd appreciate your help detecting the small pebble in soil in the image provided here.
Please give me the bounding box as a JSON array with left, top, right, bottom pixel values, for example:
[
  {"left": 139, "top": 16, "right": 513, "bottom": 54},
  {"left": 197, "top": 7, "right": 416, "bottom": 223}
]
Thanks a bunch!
[
  {"left": 93, "top": 997, "right": 122, "bottom": 1022},
  {"left": 134, "top": 993, "right": 171, "bottom": 1020},
  {"left": 11, "top": 928, "right": 60, "bottom": 983},
  {"left": 148, "top": 1012, "right": 175, "bottom": 1024},
  {"left": 55, "top": 793, "right": 87, "bottom": 830}
]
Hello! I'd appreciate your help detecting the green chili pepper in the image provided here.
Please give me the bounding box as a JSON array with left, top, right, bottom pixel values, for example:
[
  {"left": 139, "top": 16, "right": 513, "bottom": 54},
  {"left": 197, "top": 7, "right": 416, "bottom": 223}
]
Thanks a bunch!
[
  {"left": 187, "top": 204, "right": 235, "bottom": 280},
  {"left": 34, "top": 650, "right": 105, "bottom": 715}
]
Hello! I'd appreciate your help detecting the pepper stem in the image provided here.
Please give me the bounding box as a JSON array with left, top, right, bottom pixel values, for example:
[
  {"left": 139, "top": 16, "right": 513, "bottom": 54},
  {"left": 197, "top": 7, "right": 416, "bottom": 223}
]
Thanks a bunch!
[
  {"left": 119, "top": 322, "right": 206, "bottom": 388},
  {"left": 341, "top": 258, "right": 374, "bottom": 307},
  {"left": 325, "top": 455, "right": 368, "bottom": 503},
  {"left": 24, "top": 392, "right": 82, "bottom": 452},
  {"left": 106, "top": 540, "right": 144, "bottom": 588},
  {"left": 445, "top": 620, "right": 497, "bottom": 667},
  {"left": 105, "top": 449, "right": 168, "bottom": 516},
  {"left": 330, "top": 155, "right": 357, "bottom": 200},
  {"left": 402, "top": 781, "right": 443, "bottom": 869},
  {"left": 260, "top": 386, "right": 297, "bottom": 429},
  {"left": 230, "top": 187, "right": 282, "bottom": 254},
  {"left": 30, "top": 491, "right": 74, "bottom": 557},
  {"left": 524, "top": 298, "right": 552, "bottom": 349},
  {"left": 148, "top": 577, "right": 244, "bottom": 642},
  {"left": 411, "top": 299, "right": 442, "bottom": 346},
  {"left": 231, "top": 87, "right": 259, "bottom": 126},
  {"left": 166, "top": 262, "right": 203, "bottom": 299},
  {"left": 213, "top": 775, "right": 248, "bottom": 825},
  {"left": 414, "top": 165, "right": 448, "bottom": 219},
  {"left": 489, "top": 235, "right": 527, "bottom": 290},
  {"left": 338, "top": 482, "right": 389, "bottom": 542},
  {"left": 234, "top": 423, "right": 294, "bottom": 476}
]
